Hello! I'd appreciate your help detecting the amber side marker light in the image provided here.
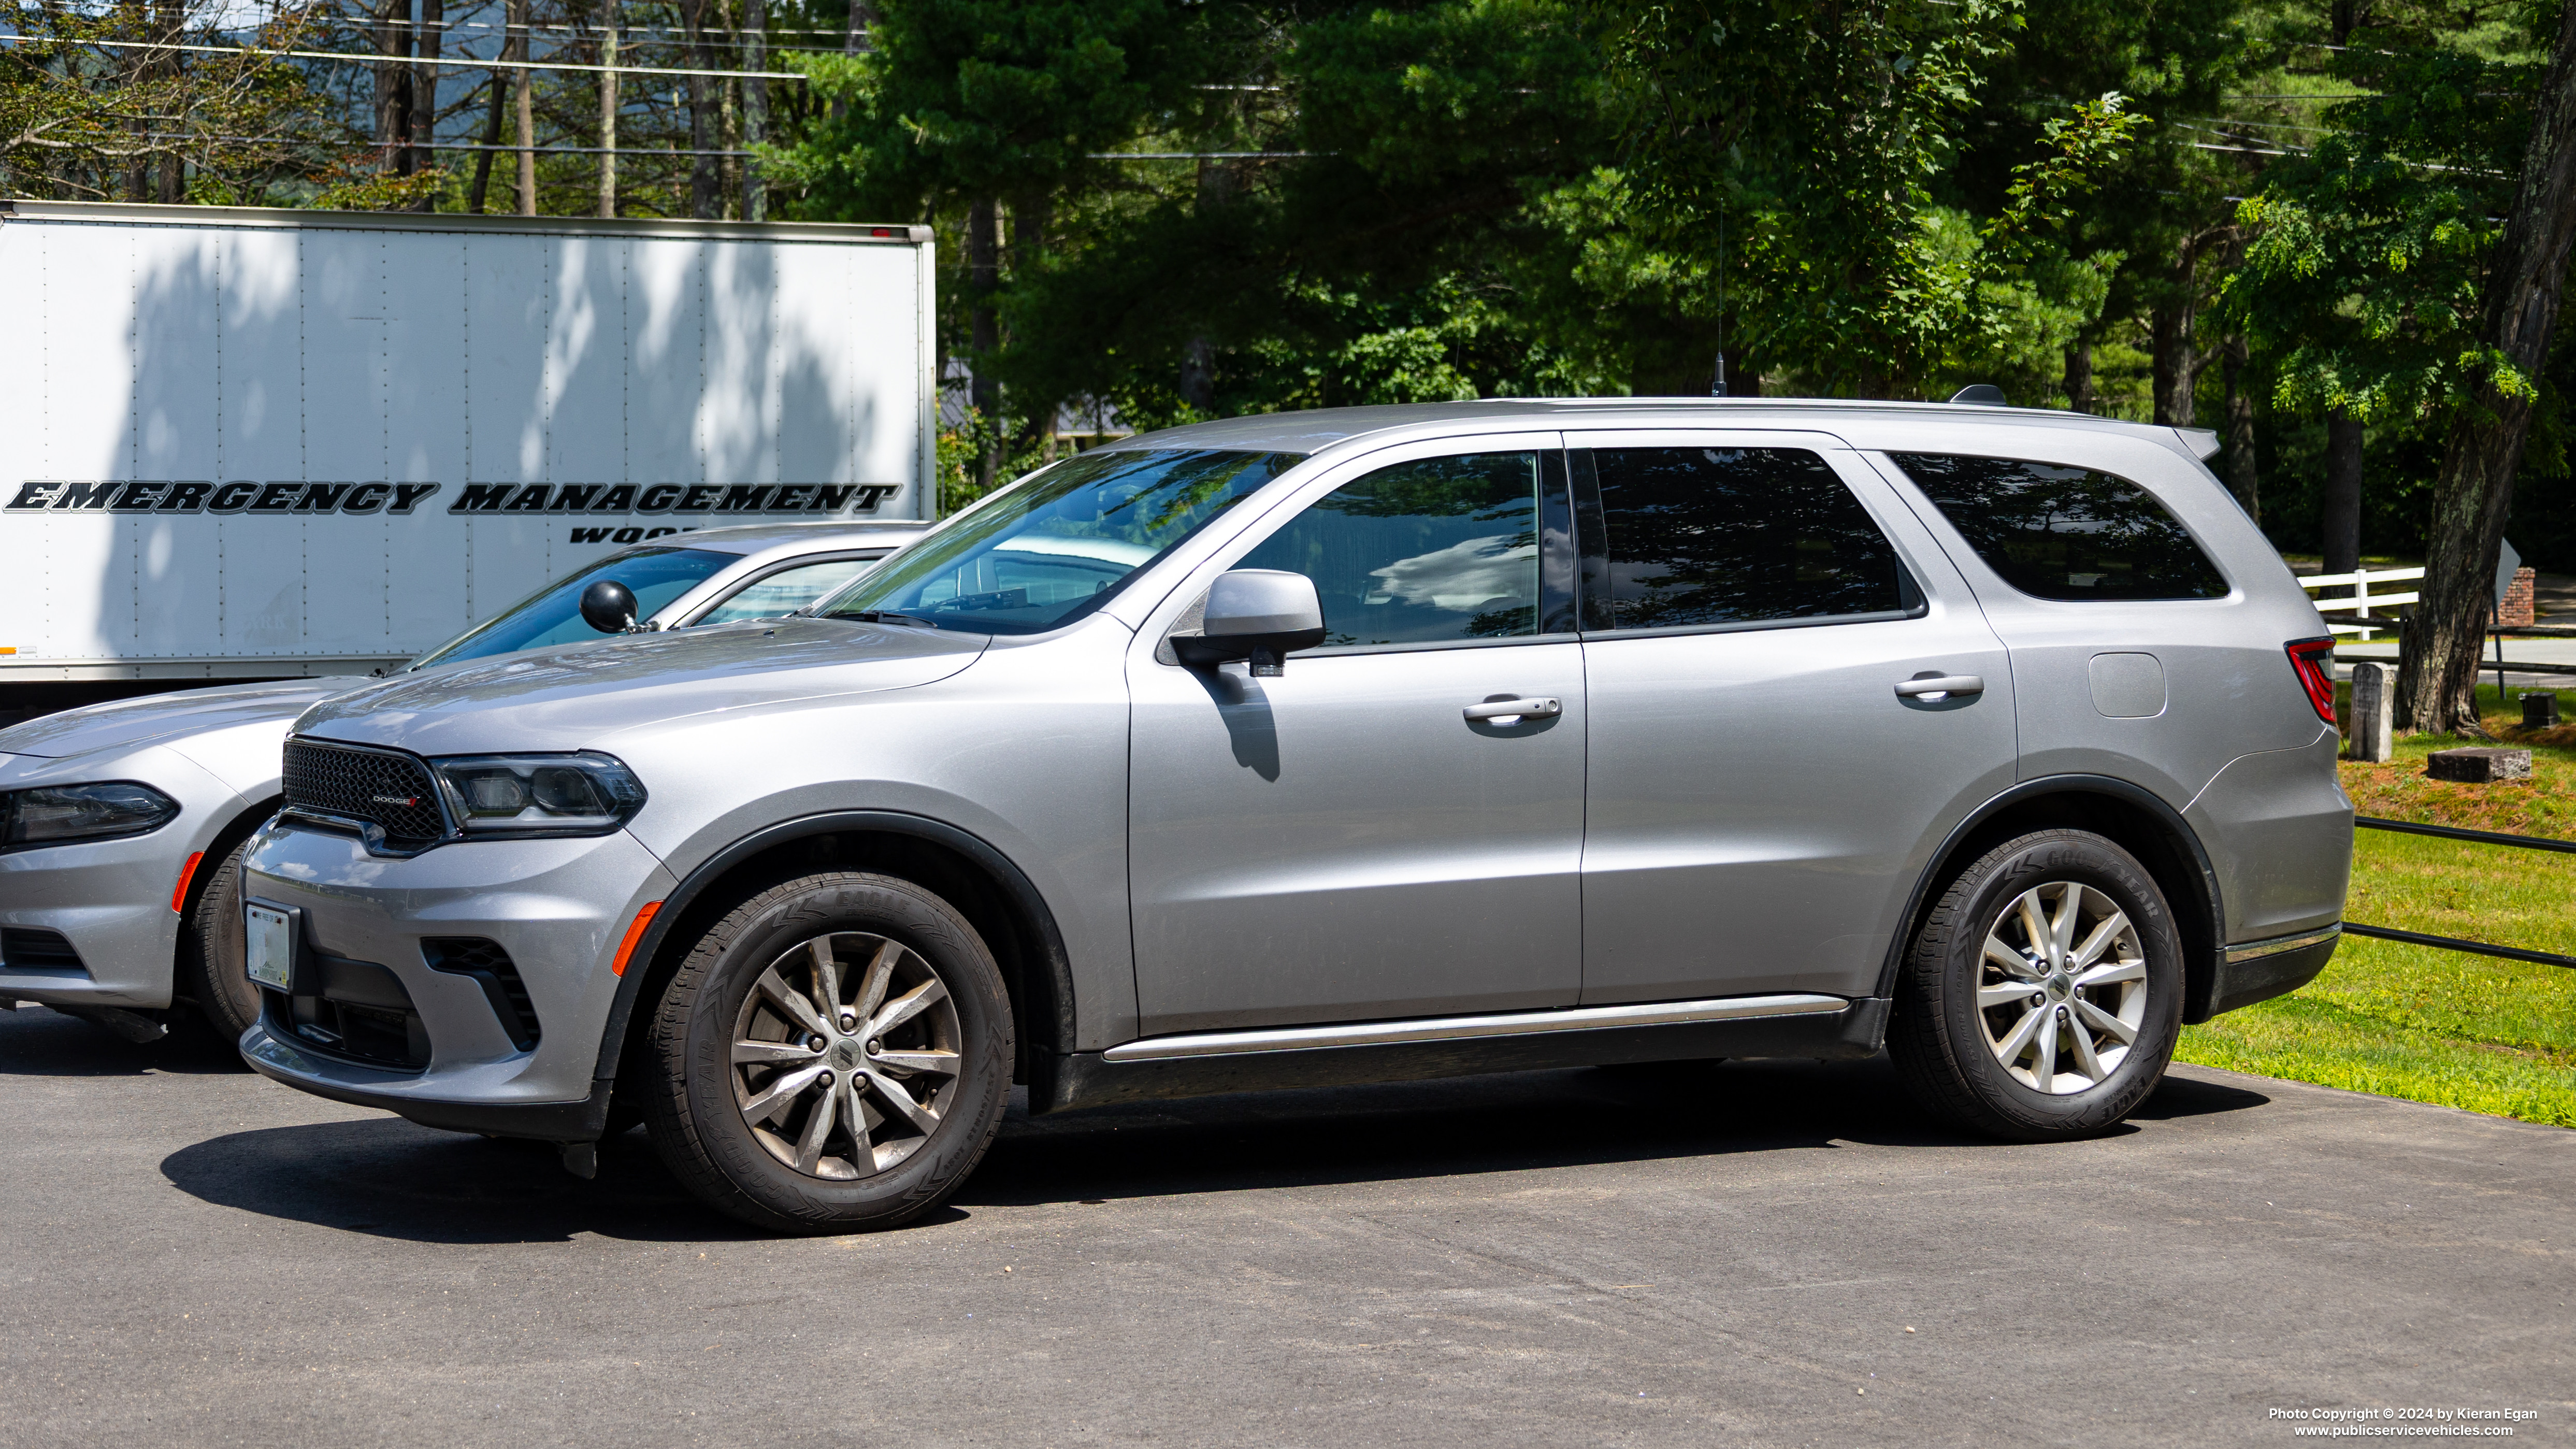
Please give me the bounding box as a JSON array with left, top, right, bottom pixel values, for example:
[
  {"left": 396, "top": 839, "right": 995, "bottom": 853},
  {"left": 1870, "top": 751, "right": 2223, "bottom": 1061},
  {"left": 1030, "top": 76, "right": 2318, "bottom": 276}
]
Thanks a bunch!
[
  {"left": 612, "top": 901, "right": 663, "bottom": 977},
  {"left": 169, "top": 851, "right": 205, "bottom": 913}
]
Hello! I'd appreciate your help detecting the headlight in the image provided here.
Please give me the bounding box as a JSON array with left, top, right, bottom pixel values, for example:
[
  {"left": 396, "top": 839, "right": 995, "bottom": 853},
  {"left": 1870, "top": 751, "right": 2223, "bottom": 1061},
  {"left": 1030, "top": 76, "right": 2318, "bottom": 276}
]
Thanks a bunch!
[
  {"left": 427, "top": 752, "right": 646, "bottom": 839},
  {"left": 1, "top": 781, "right": 181, "bottom": 850}
]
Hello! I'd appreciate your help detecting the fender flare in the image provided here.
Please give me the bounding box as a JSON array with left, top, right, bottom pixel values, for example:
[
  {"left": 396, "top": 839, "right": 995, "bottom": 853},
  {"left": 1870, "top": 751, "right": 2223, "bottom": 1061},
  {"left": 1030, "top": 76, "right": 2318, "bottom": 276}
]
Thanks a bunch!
[
  {"left": 587, "top": 809, "right": 1080, "bottom": 1085},
  {"left": 1869, "top": 773, "right": 2228, "bottom": 1021}
]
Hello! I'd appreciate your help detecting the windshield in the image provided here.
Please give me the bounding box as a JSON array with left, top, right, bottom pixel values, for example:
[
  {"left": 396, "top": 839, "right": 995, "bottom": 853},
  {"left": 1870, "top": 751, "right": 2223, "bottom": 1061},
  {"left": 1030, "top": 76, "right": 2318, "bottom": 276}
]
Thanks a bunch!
[
  {"left": 408, "top": 547, "right": 735, "bottom": 669},
  {"left": 817, "top": 449, "right": 1303, "bottom": 635}
]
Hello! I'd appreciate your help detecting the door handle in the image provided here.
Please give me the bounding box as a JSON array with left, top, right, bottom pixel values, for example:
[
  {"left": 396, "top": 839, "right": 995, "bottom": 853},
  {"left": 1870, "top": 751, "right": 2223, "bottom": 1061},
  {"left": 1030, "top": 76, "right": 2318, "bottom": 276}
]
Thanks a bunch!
[
  {"left": 1894, "top": 675, "right": 1985, "bottom": 700},
  {"left": 1463, "top": 696, "right": 1563, "bottom": 722}
]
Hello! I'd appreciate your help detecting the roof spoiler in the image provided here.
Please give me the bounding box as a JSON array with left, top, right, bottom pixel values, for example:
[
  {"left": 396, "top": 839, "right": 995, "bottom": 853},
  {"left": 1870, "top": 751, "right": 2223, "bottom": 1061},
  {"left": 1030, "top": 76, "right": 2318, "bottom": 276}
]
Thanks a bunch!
[{"left": 2176, "top": 427, "right": 2221, "bottom": 462}]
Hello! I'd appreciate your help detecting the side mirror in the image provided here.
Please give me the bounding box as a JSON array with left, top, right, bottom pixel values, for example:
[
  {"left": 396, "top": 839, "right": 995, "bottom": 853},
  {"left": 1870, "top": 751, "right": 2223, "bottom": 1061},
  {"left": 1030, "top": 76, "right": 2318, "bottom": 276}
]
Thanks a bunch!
[
  {"left": 1174, "top": 569, "right": 1327, "bottom": 677},
  {"left": 579, "top": 580, "right": 639, "bottom": 635}
]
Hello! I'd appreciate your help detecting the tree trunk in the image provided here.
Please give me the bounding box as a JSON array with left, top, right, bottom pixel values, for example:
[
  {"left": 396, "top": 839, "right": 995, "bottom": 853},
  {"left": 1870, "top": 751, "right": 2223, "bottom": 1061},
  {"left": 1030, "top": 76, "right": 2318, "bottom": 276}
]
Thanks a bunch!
[
  {"left": 597, "top": 0, "right": 619, "bottom": 218},
  {"left": 2323, "top": 410, "right": 2362, "bottom": 578},
  {"left": 468, "top": 69, "right": 504, "bottom": 212},
  {"left": 741, "top": 0, "right": 766, "bottom": 221},
  {"left": 1178, "top": 159, "right": 1236, "bottom": 412},
  {"left": 377, "top": 0, "right": 414, "bottom": 176},
  {"left": 2221, "top": 334, "right": 2258, "bottom": 521},
  {"left": 969, "top": 198, "right": 1001, "bottom": 492},
  {"left": 510, "top": 0, "right": 534, "bottom": 215},
  {"left": 683, "top": 0, "right": 720, "bottom": 219},
  {"left": 2150, "top": 307, "right": 2194, "bottom": 426},
  {"left": 410, "top": 0, "right": 441, "bottom": 204},
  {"left": 2396, "top": 0, "right": 2576, "bottom": 733},
  {"left": 2063, "top": 337, "right": 2095, "bottom": 413}
]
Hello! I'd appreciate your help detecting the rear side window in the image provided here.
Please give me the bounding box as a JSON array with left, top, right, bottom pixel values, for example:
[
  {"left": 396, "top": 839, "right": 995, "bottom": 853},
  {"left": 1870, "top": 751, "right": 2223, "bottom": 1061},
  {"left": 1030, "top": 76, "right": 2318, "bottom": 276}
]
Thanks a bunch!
[
  {"left": 1889, "top": 453, "right": 2228, "bottom": 601},
  {"left": 1580, "top": 447, "right": 1918, "bottom": 630}
]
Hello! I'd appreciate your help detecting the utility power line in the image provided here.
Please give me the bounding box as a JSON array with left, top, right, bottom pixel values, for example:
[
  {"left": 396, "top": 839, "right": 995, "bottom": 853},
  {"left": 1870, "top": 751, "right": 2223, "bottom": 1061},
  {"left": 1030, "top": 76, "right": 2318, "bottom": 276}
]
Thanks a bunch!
[
  {"left": 130, "top": 128, "right": 757, "bottom": 157},
  {"left": 1091, "top": 151, "right": 1318, "bottom": 160},
  {"left": 0, "top": 30, "right": 805, "bottom": 79}
]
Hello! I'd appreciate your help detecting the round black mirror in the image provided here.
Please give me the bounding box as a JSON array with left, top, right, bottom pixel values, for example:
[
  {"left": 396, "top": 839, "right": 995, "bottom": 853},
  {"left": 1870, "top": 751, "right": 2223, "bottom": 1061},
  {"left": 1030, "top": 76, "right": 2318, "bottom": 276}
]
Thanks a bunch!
[{"left": 579, "top": 579, "right": 639, "bottom": 634}]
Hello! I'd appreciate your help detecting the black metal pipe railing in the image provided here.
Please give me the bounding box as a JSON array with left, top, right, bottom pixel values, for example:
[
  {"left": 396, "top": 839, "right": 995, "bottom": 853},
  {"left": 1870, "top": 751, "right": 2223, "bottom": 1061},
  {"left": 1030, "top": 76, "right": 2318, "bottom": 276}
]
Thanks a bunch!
[{"left": 2349, "top": 815, "right": 2576, "bottom": 968}]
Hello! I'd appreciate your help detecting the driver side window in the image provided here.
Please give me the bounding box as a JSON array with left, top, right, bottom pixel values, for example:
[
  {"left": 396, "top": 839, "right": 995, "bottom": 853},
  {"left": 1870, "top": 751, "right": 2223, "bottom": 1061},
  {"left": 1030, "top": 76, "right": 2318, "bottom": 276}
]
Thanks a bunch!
[{"left": 1234, "top": 451, "right": 1541, "bottom": 647}]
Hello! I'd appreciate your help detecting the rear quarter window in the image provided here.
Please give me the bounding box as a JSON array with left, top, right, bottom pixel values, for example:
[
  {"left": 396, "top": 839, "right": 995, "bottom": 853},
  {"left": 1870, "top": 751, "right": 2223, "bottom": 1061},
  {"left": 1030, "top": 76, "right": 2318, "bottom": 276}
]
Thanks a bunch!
[{"left": 1888, "top": 453, "right": 2228, "bottom": 602}]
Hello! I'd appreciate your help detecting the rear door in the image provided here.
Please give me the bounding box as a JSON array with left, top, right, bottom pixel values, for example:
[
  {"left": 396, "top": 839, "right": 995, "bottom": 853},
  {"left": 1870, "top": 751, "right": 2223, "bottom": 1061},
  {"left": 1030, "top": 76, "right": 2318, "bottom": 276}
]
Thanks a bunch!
[{"left": 1571, "top": 431, "right": 2019, "bottom": 1005}]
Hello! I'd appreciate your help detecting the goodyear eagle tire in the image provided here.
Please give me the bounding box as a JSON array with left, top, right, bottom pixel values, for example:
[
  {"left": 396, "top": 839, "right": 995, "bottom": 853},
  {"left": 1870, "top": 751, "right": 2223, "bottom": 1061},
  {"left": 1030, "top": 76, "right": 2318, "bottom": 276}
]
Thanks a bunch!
[
  {"left": 1889, "top": 829, "right": 2182, "bottom": 1142},
  {"left": 641, "top": 871, "right": 1012, "bottom": 1234}
]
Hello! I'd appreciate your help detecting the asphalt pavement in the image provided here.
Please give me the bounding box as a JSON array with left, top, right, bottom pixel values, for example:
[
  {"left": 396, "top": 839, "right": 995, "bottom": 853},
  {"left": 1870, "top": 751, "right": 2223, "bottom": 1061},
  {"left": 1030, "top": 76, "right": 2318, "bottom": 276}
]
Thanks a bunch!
[{"left": 1, "top": 1002, "right": 2567, "bottom": 1447}]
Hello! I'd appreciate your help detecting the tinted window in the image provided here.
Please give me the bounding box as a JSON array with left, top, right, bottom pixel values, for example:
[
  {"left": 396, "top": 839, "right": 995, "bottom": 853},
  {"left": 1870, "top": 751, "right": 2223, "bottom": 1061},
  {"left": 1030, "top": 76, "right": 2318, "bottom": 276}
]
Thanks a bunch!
[
  {"left": 690, "top": 555, "right": 882, "bottom": 626},
  {"left": 1236, "top": 452, "right": 1540, "bottom": 646},
  {"left": 822, "top": 449, "right": 1300, "bottom": 635},
  {"left": 1890, "top": 453, "right": 2227, "bottom": 601},
  {"left": 1585, "top": 447, "right": 1914, "bottom": 629},
  {"left": 409, "top": 547, "right": 733, "bottom": 669}
]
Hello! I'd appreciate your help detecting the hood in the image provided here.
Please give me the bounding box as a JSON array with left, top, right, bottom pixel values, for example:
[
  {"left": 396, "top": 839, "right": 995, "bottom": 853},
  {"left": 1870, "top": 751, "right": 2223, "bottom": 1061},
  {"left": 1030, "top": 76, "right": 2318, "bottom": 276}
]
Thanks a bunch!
[
  {"left": 0, "top": 678, "right": 355, "bottom": 761},
  {"left": 292, "top": 618, "right": 989, "bottom": 755}
]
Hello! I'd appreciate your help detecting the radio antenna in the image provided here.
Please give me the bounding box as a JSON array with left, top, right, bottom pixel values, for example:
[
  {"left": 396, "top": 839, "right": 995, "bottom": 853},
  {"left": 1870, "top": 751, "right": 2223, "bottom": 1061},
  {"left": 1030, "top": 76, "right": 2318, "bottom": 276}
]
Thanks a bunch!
[{"left": 1712, "top": 207, "right": 1728, "bottom": 397}]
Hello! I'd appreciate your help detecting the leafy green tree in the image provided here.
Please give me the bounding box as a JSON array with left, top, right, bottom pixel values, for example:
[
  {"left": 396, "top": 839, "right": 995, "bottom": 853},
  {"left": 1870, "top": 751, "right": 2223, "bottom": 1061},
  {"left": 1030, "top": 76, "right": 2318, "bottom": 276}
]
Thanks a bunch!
[{"left": 1594, "top": 0, "right": 2150, "bottom": 398}]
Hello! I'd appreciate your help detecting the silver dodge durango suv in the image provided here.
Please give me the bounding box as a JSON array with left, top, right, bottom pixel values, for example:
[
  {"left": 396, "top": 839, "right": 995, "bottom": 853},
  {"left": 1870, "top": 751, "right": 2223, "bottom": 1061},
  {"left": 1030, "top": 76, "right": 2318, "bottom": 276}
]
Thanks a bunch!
[{"left": 237, "top": 400, "right": 2353, "bottom": 1233}]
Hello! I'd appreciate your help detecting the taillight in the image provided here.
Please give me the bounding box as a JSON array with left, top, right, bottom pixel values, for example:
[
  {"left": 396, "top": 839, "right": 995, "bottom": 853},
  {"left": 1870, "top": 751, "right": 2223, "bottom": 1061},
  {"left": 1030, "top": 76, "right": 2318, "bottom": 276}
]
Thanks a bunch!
[{"left": 2285, "top": 637, "right": 2338, "bottom": 726}]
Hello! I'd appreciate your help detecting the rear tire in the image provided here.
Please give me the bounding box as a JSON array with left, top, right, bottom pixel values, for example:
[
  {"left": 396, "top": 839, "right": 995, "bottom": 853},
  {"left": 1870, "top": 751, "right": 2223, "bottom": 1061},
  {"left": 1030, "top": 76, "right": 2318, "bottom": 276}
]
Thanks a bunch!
[
  {"left": 1889, "top": 829, "right": 2182, "bottom": 1142},
  {"left": 181, "top": 836, "right": 264, "bottom": 1043},
  {"left": 640, "top": 872, "right": 1012, "bottom": 1235}
]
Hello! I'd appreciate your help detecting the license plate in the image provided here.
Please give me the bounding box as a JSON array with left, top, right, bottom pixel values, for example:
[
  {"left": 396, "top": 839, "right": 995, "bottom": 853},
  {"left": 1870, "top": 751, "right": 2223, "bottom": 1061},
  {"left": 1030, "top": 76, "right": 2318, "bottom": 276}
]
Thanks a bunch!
[{"left": 244, "top": 903, "right": 295, "bottom": 991}]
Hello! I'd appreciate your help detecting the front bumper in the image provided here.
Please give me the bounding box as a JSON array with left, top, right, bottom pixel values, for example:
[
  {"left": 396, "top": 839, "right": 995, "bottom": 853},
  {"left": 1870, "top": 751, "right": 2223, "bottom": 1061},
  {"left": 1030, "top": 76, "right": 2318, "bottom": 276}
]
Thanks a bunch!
[
  {"left": 0, "top": 748, "right": 250, "bottom": 1010},
  {"left": 235, "top": 817, "right": 677, "bottom": 1134}
]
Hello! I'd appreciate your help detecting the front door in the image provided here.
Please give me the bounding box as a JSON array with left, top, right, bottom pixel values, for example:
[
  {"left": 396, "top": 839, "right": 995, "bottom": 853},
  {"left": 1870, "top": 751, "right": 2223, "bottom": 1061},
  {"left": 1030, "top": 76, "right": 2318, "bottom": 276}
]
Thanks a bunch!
[
  {"left": 1126, "top": 437, "right": 1586, "bottom": 1037},
  {"left": 1571, "top": 432, "right": 2020, "bottom": 1006}
]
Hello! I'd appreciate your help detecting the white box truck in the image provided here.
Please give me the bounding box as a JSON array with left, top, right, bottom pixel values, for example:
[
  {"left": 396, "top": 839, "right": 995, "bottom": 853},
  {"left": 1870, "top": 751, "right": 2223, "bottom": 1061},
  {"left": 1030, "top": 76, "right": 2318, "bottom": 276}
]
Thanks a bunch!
[{"left": 0, "top": 199, "right": 936, "bottom": 716}]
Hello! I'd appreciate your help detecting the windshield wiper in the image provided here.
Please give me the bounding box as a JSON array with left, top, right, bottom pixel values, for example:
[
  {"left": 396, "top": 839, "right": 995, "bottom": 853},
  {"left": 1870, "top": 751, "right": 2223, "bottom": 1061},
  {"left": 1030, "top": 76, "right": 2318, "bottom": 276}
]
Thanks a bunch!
[{"left": 839, "top": 609, "right": 939, "bottom": 629}]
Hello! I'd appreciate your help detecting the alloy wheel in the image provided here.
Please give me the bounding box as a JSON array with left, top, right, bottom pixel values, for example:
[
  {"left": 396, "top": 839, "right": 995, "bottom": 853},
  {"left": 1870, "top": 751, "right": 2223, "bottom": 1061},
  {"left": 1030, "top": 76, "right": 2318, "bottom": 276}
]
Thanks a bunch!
[
  {"left": 728, "top": 931, "right": 962, "bottom": 1179},
  {"left": 1976, "top": 881, "right": 2148, "bottom": 1094}
]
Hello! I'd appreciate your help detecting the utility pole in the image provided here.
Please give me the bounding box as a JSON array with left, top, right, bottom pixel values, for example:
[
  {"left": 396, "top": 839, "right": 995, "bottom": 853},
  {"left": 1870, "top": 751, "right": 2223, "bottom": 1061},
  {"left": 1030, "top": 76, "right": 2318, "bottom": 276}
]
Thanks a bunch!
[
  {"left": 511, "top": 0, "right": 535, "bottom": 214},
  {"left": 741, "top": 0, "right": 765, "bottom": 221},
  {"left": 598, "top": 0, "right": 618, "bottom": 218}
]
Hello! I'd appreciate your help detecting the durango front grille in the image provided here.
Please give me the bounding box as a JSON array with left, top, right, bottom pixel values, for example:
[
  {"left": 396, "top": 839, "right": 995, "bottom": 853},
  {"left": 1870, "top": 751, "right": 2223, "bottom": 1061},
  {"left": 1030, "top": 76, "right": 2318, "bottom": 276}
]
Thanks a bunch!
[{"left": 281, "top": 739, "right": 449, "bottom": 850}]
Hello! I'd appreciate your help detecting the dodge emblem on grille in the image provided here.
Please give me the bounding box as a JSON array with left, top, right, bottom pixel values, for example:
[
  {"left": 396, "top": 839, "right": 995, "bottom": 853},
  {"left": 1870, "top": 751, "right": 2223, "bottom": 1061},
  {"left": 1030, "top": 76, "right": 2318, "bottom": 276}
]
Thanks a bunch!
[{"left": 371, "top": 794, "right": 420, "bottom": 807}]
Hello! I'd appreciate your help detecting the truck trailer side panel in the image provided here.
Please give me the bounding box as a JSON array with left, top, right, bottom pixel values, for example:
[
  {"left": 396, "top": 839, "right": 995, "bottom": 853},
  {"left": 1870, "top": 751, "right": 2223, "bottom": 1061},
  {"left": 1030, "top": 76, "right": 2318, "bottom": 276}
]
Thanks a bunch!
[{"left": 0, "top": 202, "right": 935, "bottom": 689}]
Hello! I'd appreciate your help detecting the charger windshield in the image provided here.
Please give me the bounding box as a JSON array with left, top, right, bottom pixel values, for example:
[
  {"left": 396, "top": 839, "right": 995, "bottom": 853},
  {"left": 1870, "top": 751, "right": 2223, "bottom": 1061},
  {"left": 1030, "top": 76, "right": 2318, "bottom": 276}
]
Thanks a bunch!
[
  {"left": 409, "top": 547, "right": 734, "bottom": 669},
  {"left": 819, "top": 449, "right": 1302, "bottom": 635}
]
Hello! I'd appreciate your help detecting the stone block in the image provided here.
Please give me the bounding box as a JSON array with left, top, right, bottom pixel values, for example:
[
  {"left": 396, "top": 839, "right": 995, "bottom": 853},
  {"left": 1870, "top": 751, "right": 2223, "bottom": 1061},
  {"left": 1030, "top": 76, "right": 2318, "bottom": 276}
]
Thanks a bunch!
[
  {"left": 2349, "top": 662, "right": 2394, "bottom": 763},
  {"left": 2426, "top": 747, "right": 2533, "bottom": 783}
]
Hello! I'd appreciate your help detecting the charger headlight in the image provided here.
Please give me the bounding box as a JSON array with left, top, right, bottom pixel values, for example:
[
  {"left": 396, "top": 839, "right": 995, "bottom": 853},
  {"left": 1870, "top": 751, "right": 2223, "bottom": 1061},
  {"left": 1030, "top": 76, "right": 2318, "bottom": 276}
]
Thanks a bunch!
[
  {"left": 428, "top": 753, "right": 646, "bottom": 839},
  {"left": 0, "top": 781, "right": 181, "bottom": 851}
]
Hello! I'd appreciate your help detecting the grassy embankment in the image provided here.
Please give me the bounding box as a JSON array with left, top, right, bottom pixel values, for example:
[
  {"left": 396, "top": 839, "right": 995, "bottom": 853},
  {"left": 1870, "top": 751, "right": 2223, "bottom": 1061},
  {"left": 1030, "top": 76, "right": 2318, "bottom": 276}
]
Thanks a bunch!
[{"left": 2174, "top": 685, "right": 2576, "bottom": 1127}]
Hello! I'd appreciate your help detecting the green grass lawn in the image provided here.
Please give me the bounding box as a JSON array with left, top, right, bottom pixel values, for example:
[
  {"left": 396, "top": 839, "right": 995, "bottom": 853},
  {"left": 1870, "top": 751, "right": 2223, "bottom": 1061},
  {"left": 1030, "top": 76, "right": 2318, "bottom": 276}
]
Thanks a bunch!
[{"left": 2174, "top": 685, "right": 2576, "bottom": 1127}]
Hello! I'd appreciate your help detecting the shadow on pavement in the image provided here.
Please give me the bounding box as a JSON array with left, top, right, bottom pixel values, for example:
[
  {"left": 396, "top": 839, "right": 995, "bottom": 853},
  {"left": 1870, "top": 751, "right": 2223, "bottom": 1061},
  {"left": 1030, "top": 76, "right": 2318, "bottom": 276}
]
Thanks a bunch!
[
  {"left": 2132, "top": 1068, "right": 2272, "bottom": 1119},
  {"left": 0, "top": 1003, "right": 250, "bottom": 1076},
  {"left": 160, "top": 1120, "right": 764, "bottom": 1245},
  {"left": 153, "top": 1055, "right": 2277, "bottom": 1243}
]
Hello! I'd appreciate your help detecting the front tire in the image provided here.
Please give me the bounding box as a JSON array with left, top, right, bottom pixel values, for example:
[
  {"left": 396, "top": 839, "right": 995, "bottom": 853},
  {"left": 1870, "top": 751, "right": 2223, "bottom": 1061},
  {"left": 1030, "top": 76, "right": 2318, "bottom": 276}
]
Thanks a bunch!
[
  {"left": 640, "top": 872, "right": 1012, "bottom": 1234},
  {"left": 182, "top": 836, "right": 264, "bottom": 1043},
  {"left": 1889, "top": 829, "right": 2182, "bottom": 1142}
]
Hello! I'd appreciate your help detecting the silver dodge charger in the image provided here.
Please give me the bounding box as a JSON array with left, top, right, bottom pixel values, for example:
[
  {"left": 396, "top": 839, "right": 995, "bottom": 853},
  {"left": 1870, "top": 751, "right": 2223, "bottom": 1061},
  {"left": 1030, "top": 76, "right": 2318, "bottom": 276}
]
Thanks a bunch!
[
  {"left": 0, "top": 521, "right": 920, "bottom": 1042},
  {"left": 234, "top": 400, "right": 2353, "bottom": 1233}
]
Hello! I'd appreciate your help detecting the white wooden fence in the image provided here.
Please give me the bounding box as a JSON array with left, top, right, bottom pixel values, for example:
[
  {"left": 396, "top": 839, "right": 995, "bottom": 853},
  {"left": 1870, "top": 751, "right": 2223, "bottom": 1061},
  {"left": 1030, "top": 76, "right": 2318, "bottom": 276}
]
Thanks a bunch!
[{"left": 2298, "top": 565, "right": 2425, "bottom": 641}]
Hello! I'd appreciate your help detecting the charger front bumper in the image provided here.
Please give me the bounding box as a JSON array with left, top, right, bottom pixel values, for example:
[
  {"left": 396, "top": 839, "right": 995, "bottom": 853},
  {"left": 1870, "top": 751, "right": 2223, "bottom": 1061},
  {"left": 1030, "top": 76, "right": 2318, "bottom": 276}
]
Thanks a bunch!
[{"left": 0, "top": 745, "right": 255, "bottom": 1010}]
